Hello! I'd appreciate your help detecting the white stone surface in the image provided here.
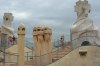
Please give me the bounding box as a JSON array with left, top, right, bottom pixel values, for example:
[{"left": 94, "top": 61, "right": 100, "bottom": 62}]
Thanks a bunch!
[
  {"left": 2, "top": 13, "right": 14, "bottom": 36},
  {"left": 47, "top": 46, "right": 100, "bottom": 66},
  {"left": 6, "top": 45, "right": 32, "bottom": 53},
  {"left": 71, "top": 0, "right": 100, "bottom": 48}
]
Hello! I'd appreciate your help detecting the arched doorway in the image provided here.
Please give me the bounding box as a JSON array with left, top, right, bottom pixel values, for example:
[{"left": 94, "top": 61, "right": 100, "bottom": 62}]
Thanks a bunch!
[{"left": 81, "top": 41, "right": 90, "bottom": 46}]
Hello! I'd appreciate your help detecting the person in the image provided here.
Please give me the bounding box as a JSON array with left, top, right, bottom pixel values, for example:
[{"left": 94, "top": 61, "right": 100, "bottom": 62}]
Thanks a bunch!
[
  {"left": 8, "top": 36, "right": 13, "bottom": 45},
  {"left": 13, "top": 36, "right": 16, "bottom": 44},
  {"left": 60, "top": 36, "right": 64, "bottom": 48}
]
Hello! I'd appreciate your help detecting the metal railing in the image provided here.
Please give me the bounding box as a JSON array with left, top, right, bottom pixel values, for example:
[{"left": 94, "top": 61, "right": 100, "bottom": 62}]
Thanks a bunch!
[
  {"left": 25, "top": 42, "right": 71, "bottom": 66},
  {"left": 0, "top": 50, "right": 18, "bottom": 66},
  {"left": 0, "top": 41, "right": 71, "bottom": 66}
]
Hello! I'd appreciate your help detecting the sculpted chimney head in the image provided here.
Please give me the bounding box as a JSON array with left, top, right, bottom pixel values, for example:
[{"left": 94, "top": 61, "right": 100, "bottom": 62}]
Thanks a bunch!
[
  {"left": 3, "top": 13, "right": 13, "bottom": 22},
  {"left": 44, "top": 27, "right": 49, "bottom": 30},
  {"left": 37, "top": 27, "right": 43, "bottom": 31},
  {"left": 3, "top": 13, "right": 14, "bottom": 28},
  {"left": 33, "top": 27, "right": 38, "bottom": 36},
  {"left": 33, "top": 27, "right": 37, "bottom": 32},
  {"left": 43, "top": 27, "right": 52, "bottom": 35},
  {"left": 36, "top": 27, "right": 43, "bottom": 35},
  {"left": 18, "top": 23, "right": 25, "bottom": 35}
]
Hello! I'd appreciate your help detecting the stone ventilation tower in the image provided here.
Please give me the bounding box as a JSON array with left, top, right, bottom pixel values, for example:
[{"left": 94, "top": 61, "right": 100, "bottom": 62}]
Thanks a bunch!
[
  {"left": 17, "top": 23, "right": 25, "bottom": 66},
  {"left": 33, "top": 26, "right": 52, "bottom": 66},
  {"left": 33, "top": 27, "right": 43, "bottom": 66},
  {"left": 3, "top": 13, "right": 13, "bottom": 27},
  {"left": 43, "top": 27, "right": 52, "bottom": 64},
  {"left": 2, "top": 13, "right": 14, "bottom": 35},
  {"left": 71, "top": 0, "right": 100, "bottom": 49}
]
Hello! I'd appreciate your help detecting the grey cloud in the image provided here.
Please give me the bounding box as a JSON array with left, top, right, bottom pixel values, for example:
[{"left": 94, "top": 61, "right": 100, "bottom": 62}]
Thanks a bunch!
[{"left": 0, "top": 0, "right": 100, "bottom": 41}]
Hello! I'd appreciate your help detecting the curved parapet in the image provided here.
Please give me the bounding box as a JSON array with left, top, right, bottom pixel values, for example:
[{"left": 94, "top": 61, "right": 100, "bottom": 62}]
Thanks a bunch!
[
  {"left": 47, "top": 46, "right": 100, "bottom": 66},
  {"left": 2, "top": 25, "right": 14, "bottom": 35}
]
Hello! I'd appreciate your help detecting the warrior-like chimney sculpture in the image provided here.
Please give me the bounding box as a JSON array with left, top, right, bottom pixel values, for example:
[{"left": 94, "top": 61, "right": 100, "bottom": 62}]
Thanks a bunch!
[
  {"left": 71, "top": 0, "right": 100, "bottom": 48},
  {"left": 2, "top": 13, "right": 14, "bottom": 35}
]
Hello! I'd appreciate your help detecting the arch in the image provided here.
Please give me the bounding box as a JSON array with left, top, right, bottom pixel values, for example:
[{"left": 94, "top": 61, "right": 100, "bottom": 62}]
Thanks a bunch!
[{"left": 81, "top": 41, "right": 90, "bottom": 46}]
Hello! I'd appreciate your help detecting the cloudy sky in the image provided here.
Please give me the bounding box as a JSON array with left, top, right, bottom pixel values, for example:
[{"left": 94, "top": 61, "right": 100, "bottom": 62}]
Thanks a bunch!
[{"left": 0, "top": 0, "right": 100, "bottom": 43}]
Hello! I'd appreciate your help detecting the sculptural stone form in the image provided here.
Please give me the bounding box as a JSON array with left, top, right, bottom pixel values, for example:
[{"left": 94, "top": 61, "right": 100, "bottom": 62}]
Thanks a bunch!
[
  {"left": 33, "top": 27, "right": 42, "bottom": 66},
  {"left": 18, "top": 23, "right": 25, "bottom": 66},
  {"left": 43, "top": 27, "right": 52, "bottom": 64},
  {"left": 71, "top": 0, "right": 100, "bottom": 48},
  {"left": 75, "top": 0, "right": 91, "bottom": 21},
  {"left": 2, "top": 13, "right": 14, "bottom": 36},
  {"left": 33, "top": 26, "right": 52, "bottom": 66}
]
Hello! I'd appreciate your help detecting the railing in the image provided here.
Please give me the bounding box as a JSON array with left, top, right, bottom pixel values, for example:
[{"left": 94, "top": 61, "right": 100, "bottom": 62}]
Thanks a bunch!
[
  {"left": 0, "top": 50, "right": 18, "bottom": 66},
  {"left": 0, "top": 42, "right": 71, "bottom": 66},
  {"left": 45, "top": 45, "right": 100, "bottom": 66},
  {"left": 25, "top": 43, "right": 71, "bottom": 66},
  {"left": 1, "top": 44, "right": 99, "bottom": 66}
]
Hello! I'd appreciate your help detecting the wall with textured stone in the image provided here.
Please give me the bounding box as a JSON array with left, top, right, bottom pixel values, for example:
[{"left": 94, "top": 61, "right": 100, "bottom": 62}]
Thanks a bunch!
[{"left": 47, "top": 46, "right": 100, "bottom": 66}]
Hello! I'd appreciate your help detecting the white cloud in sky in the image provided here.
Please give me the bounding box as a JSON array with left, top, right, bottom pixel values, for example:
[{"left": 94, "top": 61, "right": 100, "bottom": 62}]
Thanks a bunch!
[
  {"left": 13, "top": 11, "right": 31, "bottom": 20},
  {"left": 0, "top": 0, "right": 100, "bottom": 41}
]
